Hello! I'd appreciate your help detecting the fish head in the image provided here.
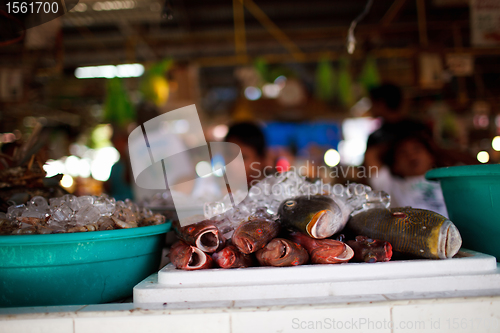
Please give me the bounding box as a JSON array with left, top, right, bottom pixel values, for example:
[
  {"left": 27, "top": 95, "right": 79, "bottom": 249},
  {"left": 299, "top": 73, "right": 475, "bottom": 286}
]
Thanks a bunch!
[
  {"left": 169, "top": 241, "right": 213, "bottom": 270},
  {"left": 256, "top": 238, "right": 309, "bottom": 266},
  {"left": 278, "top": 195, "right": 344, "bottom": 239},
  {"left": 347, "top": 236, "right": 393, "bottom": 263},
  {"left": 177, "top": 220, "right": 225, "bottom": 253},
  {"left": 390, "top": 208, "right": 462, "bottom": 259},
  {"left": 194, "top": 226, "right": 225, "bottom": 253},
  {"left": 212, "top": 246, "right": 237, "bottom": 268},
  {"left": 232, "top": 218, "right": 279, "bottom": 254},
  {"left": 438, "top": 219, "right": 462, "bottom": 259},
  {"left": 310, "top": 239, "right": 354, "bottom": 264}
]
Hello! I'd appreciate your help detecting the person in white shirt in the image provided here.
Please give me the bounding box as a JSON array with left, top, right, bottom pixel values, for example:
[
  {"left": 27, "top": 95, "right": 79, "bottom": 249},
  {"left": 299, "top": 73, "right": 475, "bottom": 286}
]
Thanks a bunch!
[{"left": 367, "top": 133, "right": 448, "bottom": 217}]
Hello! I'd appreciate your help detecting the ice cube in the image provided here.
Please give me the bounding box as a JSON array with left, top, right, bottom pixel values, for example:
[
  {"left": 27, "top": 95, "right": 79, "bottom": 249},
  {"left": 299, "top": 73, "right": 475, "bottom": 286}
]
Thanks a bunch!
[
  {"left": 74, "top": 204, "right": 100, "bottom": 225},
  {"left": 49, "top": 197, "right": 65, "bottom": 208},
  {"left": 77, "top": 196, "right": 94, "bottom": 209},
  {"left": 21, "top": 209, "right": 46, "bottom": 219},
  {"left": 7, "top": 204, "right": 27, "bottom": 220},
  {"left": 29, "top": 196, "right": 48, "bottom": 210},
  {"left": 94, "top": 196, "right": 116, "bottom": 216},
  {"left": 51, "top": 202, "right": 74, "bottom": 222},
  {"left": 204, "top": 202, "right": 225, "bottom": 219},
  {"left": 267, "top": 199, "right": 282, "bottom": 215}
]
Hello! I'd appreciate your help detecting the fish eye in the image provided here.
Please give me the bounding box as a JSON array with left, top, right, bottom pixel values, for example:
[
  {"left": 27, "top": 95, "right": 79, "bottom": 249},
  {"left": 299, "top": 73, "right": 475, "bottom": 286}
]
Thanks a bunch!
[{"left": 285, "top": 200, "right": 296, "bottom": 208}]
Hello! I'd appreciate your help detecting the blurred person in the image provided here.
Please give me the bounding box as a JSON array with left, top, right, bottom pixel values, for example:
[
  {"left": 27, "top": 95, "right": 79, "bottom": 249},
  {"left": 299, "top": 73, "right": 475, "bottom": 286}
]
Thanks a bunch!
[
  {"left": 369, "top": 132, "right": 448, "bottom": 217},
  {"left": 364, "top": 83, "right": 432, "bottom": 173},
  {"left": 225, "top": 122, "right": 270, "bottom": 187},
  {"left": 105, "top": 127, "right": 134, "bottom": 201}
]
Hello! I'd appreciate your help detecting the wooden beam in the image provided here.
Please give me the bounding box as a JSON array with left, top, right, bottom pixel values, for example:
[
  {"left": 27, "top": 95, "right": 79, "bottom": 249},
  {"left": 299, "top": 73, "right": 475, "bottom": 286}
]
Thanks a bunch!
[
  {"left": 416, "top": 0, "right": 428, "bottom": 47},
  {"left": 233, "top": 0, "right": 247, "bottom": 62},
  {"left": 238, "top": 0, "right": 306, "bottom": 61},
  {"left": 381, "top": 0, "right": 407, "bottom": 27}
]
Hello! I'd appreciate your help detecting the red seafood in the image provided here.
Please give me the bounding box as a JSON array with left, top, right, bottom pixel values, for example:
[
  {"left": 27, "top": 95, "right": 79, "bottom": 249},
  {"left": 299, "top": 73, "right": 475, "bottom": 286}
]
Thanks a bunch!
[
  {"left": 173, "top": 220, "right": 225, "bottom": 253},
  {"left": 256, "top": 238, "right": 309, "bottom": 267},
  {"left": 346, "top": 236, "right": 392, "bottom": 263},
  {"left": 169, "top": 241, "right": 213, "bottom": 270},
  {"left": 212, "top": 244, "right": 254, "bottom": 269},
  {"left": 288, "top": 231, "right": 354, "bottom": 264},
  {"left": 232, "top": 218, "right": 280, "bottom": 254}
]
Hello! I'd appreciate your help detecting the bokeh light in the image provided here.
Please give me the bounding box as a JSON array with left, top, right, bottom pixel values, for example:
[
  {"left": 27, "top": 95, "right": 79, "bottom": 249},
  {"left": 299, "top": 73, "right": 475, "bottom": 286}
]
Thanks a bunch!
[
  {"left": 477, "top": 151, "right": 490, "bottom": 164},
  {"left": 324, "top": 149, "right": 341, "bottom": 167}
]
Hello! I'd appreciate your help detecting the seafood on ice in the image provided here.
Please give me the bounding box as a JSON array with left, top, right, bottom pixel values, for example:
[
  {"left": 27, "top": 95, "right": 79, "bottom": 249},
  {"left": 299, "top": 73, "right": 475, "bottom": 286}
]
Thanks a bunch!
[
  {"left": 0, "top": 195, "right": 166, "bottom": 235},
  {"left": 203, "top": 171, "right": 390, "bottom": 239}
]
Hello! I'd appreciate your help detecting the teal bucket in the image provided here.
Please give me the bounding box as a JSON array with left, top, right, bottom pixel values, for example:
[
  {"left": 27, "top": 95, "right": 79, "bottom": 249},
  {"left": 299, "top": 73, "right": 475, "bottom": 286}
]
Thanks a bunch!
[
  {"left": 426, "top": 165, "right": 500, "bottom": 260},
  {"left": 0, "top": 222, "right": 171, "bottom": 307}
]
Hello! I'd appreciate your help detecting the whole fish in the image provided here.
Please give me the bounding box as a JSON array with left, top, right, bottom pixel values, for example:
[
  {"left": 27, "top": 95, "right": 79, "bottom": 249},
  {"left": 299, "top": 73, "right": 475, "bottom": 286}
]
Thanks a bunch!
[
  {"left": 287, "top": 231, "right": 354, "bottom": 264},
  {"left": 256, "top": 238, "right": 309, "bottom": 267},
  {"left": 347, "top": 207, "right": 462, "bottom": 259},
  {"left": 173, "top": 220, "right": 225, "bottom": 253},
  {"left": 346, "top": 236, "right": 392, "bottom": 263},
  {"left": 212, "top": 244, "right": 254, "bottom": 269},
  {"left": 278, "top": 195, "right": 351, "bottom": 239},
  {"left": 232, "top": 218, "right": 280, "bottom": 254},
  {"left": 169, "top": 241, "right": 213, "bottom": 270}
]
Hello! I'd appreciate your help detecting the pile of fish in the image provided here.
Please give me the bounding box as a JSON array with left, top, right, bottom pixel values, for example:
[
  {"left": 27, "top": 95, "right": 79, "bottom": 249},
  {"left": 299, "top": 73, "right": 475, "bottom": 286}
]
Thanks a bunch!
[
  {"left": 169, "top": 172, "right": 463, "bottom": 270},
  {"left": 0, "top": 195, "right": 166, "bottom": 235},
  {"left": 170, "top": 206, "right": 357, "bottom": 270}
]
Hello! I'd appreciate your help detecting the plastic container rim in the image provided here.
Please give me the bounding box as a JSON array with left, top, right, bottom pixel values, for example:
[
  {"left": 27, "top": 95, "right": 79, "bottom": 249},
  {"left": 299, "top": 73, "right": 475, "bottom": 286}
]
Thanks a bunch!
[
  {"left": 426, "top": 164, "right": 500, "bottom": 180},
  {"left": 0, "top": 221, "right": 171, "bottom": 246}
]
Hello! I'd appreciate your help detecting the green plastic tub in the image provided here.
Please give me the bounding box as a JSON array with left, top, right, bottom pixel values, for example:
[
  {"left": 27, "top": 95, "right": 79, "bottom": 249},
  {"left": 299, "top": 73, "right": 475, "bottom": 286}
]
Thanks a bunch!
[
  {"left": 426, "top": 165, "right": 500, "bottom": 260},
  {"left": 0, "top": 222, "right": 171, "bottom": 307}
]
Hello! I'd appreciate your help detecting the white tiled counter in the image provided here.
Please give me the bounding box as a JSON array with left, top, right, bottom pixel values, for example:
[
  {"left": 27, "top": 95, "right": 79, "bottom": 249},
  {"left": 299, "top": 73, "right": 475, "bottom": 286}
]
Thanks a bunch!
[
  {"left": 2, "top": 292, "right": 500, "bottom": 333},
  {"left": 2, "top": 249, "right": 500, "bottom": 333}
]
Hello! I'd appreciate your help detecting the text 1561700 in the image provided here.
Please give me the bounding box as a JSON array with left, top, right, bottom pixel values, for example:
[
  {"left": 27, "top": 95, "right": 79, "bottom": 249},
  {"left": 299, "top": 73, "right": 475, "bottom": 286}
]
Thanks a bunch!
[{"left": 6, "top": 2, "right": 59, "bottom": 14}]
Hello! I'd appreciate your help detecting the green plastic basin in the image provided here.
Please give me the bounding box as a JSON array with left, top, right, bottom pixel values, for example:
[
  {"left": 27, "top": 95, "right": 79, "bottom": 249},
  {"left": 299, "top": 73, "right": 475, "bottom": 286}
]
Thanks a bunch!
[
  {"left": 0, "top": 222, "right": 171, "bottom": 307},
  {"left": 426, "top": 165, "right": 500, "bottom": 260}
]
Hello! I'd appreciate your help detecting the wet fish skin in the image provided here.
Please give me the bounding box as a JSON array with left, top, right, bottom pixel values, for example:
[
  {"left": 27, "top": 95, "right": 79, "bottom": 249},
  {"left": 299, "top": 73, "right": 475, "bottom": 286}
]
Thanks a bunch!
[
  {"left": 169, "top": 241, "right": 213, "bottom": 270},
  {"left": 212, "top": 244, "right": 254, "bottom": 269},
  {"left": 278, "top": 195, "right": 349, "bottom": 239},
  {"left": 287, "top": 231, "right": 354, "bottom": 264},
  {"left": 173, "top": 220, "right": 225, "bottom": 253},
  {"left": 347, "top": 207, "right": 462, "bottom": 259},
  {"left": 232, "top": 218, "right": 280, "bottom": 254},
  {"left": 346, "top": 235, "right": 392, "bottom": 263},
  {"left": 256, "top": 238, "right": 309, "bottom": 267}
]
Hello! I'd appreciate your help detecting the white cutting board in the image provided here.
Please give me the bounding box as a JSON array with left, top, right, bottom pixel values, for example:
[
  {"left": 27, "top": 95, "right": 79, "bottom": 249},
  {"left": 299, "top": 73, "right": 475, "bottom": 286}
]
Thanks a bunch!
[{"left": 134, "top": 249, "right": 500, "bottom": 307}]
